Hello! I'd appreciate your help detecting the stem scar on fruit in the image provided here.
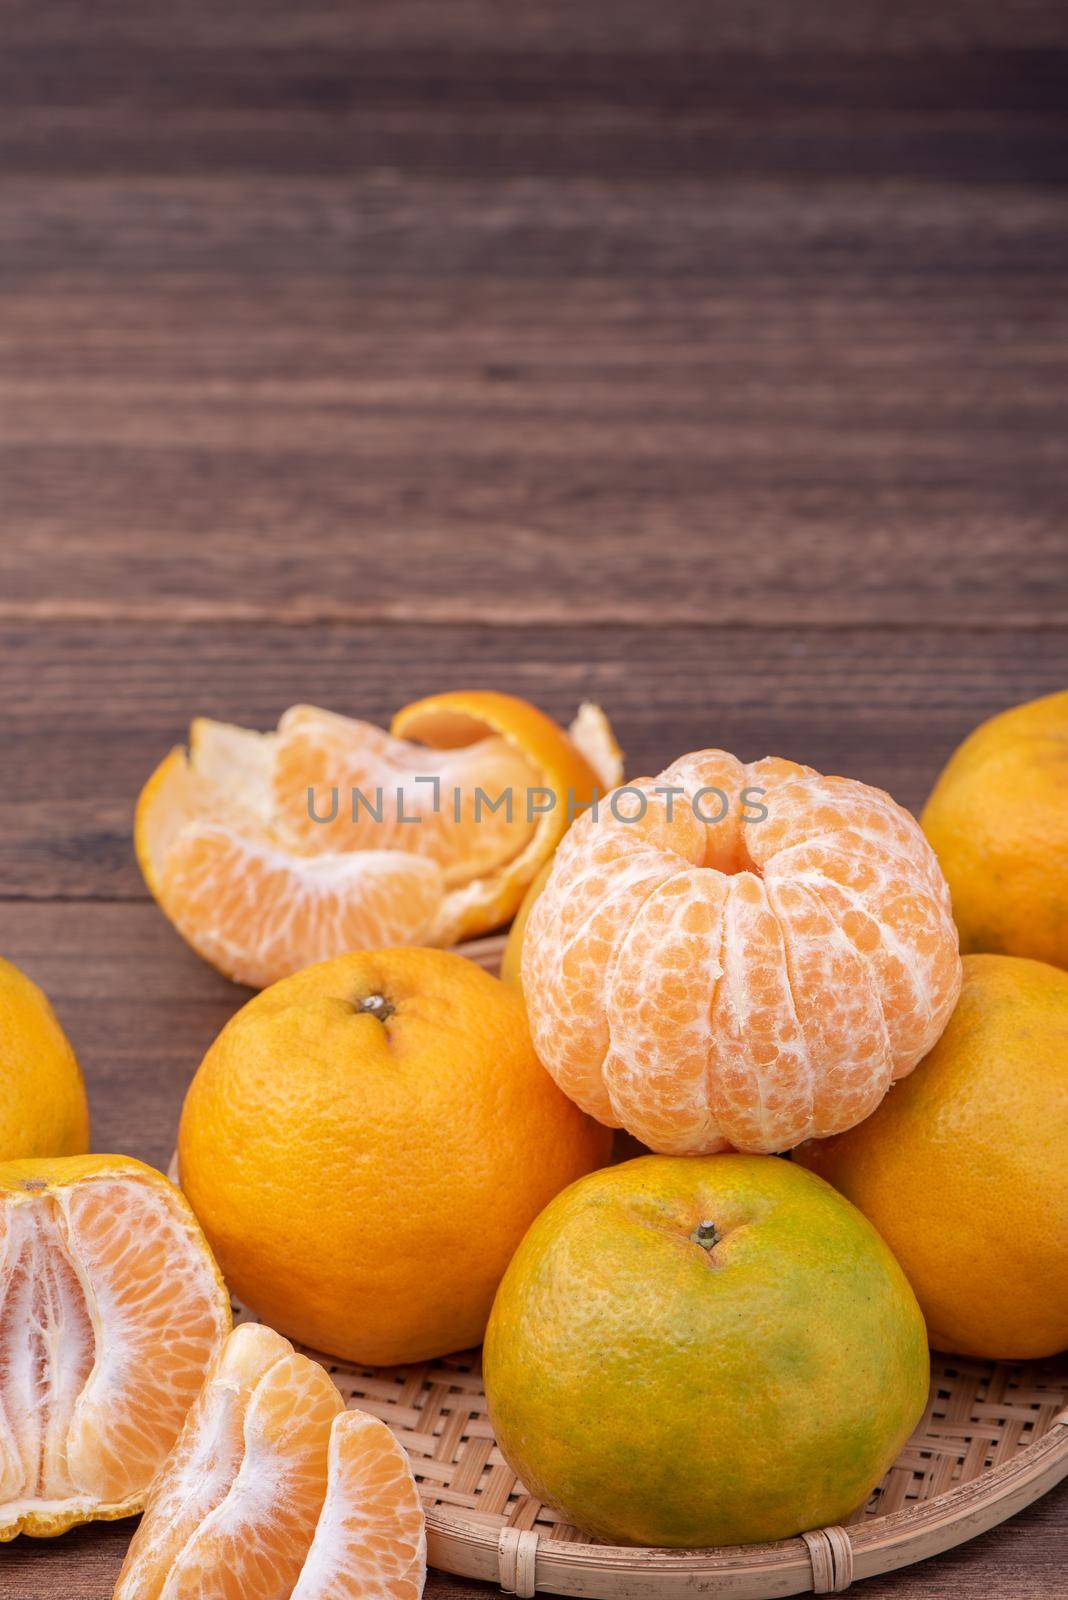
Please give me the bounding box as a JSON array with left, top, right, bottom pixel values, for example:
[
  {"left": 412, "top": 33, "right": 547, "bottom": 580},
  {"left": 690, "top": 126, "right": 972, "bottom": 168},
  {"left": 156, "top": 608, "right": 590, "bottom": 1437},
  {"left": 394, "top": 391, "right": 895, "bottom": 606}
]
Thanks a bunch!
[
  {"left": 691, "top": 1219, "right": 720, "bottom": 1250},
  {"left": 354, "top": 993, "right": 396, "bottom": 1023}
]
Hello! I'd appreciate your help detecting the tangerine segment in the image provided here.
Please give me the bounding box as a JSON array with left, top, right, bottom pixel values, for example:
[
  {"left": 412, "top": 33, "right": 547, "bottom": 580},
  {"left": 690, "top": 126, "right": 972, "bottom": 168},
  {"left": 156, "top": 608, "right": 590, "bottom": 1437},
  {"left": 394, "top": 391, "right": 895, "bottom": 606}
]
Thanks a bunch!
[
  {"left": 601, "top": 869, "right": 730, "bottom": 1153},
  {"left": 113, "top": 1325, "right": 291, "bottom": 1600},
  {"left": 137, "top": 696, "right": 621, "bottom": 987},
  {"left": 522, "top": 751, "right": 962, "bottom": 1155},
  {"left": 518, "top": 784, "right": 702, "bottom": 1125},
  {"left": 157, "top": 1351, "right": 342, "bottom": 1600},
  {"left": 114, "top": 1325, "right": 344, "bottom": 1600},
  {"left": 290, "top": 1410, "right": 426, "bottom": 1600},
  {"left": 0, "top": 1156, "right": 230, "bottom": 1540},
  {"left": 273, "top": 706, "right": 539, "bottom": 884},
  {"left": 161, "top": 827, "right": 444, "bottom": 990}
]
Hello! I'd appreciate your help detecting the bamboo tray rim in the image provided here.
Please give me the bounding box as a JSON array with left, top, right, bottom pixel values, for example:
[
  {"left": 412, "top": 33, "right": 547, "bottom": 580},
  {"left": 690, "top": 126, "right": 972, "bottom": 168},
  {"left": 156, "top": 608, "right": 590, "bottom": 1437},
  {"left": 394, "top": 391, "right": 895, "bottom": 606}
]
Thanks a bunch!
[{"left": 425, "top": 1416, "right": 1068, "bottom": 1568}]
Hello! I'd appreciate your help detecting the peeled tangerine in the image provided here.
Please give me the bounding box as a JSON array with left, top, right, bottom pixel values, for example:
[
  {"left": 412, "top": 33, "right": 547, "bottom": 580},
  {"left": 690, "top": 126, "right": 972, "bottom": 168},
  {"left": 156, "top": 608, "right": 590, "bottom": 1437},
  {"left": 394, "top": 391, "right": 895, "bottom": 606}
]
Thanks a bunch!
[
  {"left": 522, "top": 751, "right": 963, "bottom": 1154},
  {"left": 0, "top": 1155, "right": 231, "bottom": 1540},
  {"left": 136, "top": 692, "right": 621, "bottom": 988},
  {"left": 115, "top": 1323, "right": 427, "bottom": 1600}
]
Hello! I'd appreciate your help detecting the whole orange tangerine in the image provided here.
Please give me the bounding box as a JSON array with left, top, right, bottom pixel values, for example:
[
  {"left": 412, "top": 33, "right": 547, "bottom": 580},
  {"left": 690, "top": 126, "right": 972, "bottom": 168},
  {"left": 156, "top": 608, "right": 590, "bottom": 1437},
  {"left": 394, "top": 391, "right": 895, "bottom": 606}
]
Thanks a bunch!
[
  {"left": 795, "top": 953, "right": 1068, "bottom": 1359},
  {"left": 922, "top": 690, "right": 1068, "bottom": 968},
  {"left": 0, "top": 957, "right": 89, "bottom": 1163},
  {"left": 483, "top": 1154, "right": 929, "bottom": 1547},
  {"left": 177, "top": 948, "right": 611, "bottom": 1365}
]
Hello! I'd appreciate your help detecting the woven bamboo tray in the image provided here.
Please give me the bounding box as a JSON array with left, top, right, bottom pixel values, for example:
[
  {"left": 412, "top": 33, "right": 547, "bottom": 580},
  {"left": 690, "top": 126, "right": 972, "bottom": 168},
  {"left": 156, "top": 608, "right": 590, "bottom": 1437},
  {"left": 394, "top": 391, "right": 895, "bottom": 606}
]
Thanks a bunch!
[
  {"left": 232, "top": 1325, "right": 1066, "bottom": 1598},
  {"left": 193, "top": 934, "right": 1068, "bottom": 1598}
]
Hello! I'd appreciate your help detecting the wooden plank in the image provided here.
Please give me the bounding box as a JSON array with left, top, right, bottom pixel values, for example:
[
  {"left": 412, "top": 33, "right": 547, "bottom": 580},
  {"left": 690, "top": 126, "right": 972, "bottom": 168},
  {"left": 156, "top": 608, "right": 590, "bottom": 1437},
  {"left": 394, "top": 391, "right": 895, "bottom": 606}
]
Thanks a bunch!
[
  {"left": 0, "top": 621, "right": 1065, "bottom": 899},
  {"left": 0, "top": 902, "right": 245, "bottom": 1170},
  {"left": 1, "top": 0, "right": 1066, "bottom": 189},
  {"left": 0, "top": 263, "right": 1066, "bottom": 624},
  {"left": 3, "top": 107, "right": 1066, "bottom": 185},
  {"left": 0, "top": 0, "right": 1065, "bottom": 631},
  {"left": 2, "top": 187, "right": 1065, "bottom": 330},
  {"left": 4, "top": 0, "right": 1068, "bottom": 53},
  {"left": 4, "top": 0, "right": 1068, "bottom": 55}
]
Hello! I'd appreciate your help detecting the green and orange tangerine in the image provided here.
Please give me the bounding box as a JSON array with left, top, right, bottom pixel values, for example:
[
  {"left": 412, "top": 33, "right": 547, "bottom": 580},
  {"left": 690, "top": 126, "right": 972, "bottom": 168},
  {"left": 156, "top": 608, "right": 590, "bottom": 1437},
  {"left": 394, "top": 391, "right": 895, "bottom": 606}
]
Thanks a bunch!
[{"left": 483, "top": 1153, "right": 928, "bottom": 1548}]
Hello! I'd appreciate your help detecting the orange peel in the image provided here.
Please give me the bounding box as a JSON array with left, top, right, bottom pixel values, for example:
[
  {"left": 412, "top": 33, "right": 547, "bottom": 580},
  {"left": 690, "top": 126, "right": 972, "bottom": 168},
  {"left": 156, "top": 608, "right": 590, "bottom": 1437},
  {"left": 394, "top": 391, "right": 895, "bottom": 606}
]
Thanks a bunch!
[
  {"left": 135, "top": 693, "right": 621, "bottom": 987},
  {"left": 391, "top": 690, "right": 621, "bottom": 942}
]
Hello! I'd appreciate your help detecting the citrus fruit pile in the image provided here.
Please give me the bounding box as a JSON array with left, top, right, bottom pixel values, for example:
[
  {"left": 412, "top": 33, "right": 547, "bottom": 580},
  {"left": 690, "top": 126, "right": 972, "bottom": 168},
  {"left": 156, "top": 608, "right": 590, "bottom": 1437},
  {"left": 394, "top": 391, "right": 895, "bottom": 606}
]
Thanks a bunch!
[
  {"left": 136, "top": 692, "right": 621, "bottom": 987},
  {"left": 1, "top": 688, "right": 1066, "bottom": 1579}
]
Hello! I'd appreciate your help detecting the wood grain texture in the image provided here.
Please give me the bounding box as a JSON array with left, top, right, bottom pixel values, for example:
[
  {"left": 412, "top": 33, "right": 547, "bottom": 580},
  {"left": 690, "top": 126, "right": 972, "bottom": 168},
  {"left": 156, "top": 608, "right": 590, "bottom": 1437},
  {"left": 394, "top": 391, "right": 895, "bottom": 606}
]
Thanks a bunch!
[
  {"left": 0, "top": 0, "right": 1066, "bottom": 628},
  {"left": 2, "top": 0, "right": 1068, "bottom": 184},
  {"left": 1, "top": 621, "right": 1065, "bottom": 900},
  {"left": 2, "top": 263, "right": 1066, "bottom": 626},
  {"left": 0, "top": 0, "right": 1066, "bottom": 1594}
]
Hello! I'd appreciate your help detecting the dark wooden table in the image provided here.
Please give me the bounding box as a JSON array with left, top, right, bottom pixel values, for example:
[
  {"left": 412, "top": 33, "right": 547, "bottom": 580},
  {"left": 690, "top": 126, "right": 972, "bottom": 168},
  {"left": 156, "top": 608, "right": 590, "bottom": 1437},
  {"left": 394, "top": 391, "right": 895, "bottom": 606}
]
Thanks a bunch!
[{"left": 2, "top": 2, "right": 1067, "bottom": 1595}]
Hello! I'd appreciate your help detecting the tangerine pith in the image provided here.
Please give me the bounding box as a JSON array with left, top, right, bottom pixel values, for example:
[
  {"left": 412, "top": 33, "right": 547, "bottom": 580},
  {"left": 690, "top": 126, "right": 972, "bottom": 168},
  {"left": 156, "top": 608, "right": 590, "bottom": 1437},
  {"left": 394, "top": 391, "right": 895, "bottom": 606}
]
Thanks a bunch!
[{"left": 0, "top": 1155, "right": 230, "bottom": 1540}]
